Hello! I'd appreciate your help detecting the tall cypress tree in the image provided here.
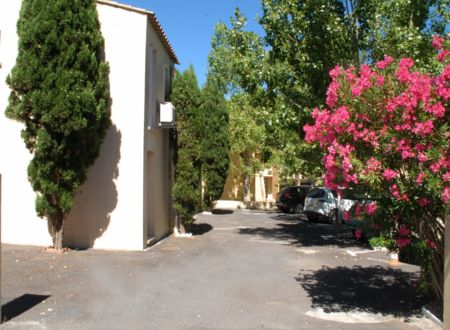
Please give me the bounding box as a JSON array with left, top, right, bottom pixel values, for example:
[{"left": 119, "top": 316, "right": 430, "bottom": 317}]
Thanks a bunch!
[
  {"left": 171, "top": 66, "right": 202, "bottom": 231},
  {"left": 198, "top": 78, "right": 230, "bottom": 210},
  {"left": 5, "top": 0, "right": 110, "bottom": 250}
]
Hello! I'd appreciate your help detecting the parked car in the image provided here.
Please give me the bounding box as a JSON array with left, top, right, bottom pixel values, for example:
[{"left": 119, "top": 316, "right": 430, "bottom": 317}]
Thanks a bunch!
[
  {"left": 276, "top": 185, "right": 311, "bottom": 213},
  {"left": 338, "top": 190, "right": 380, "bottom": 229},
  {"left": 303, "top": 187, "right": 338, "bottom": 222}
]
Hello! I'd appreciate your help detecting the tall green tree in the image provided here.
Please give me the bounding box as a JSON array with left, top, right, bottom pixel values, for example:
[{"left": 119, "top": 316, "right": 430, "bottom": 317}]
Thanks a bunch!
[
  {"left": 5, "top": 0, "right": 110, "bottom": 250},
  {"left": 198, "top": 79, "right": 230, "bottom": 210},
  {"left": 228, "top": 93, "right": 266, "bottom": 201},
  {"left": 171, "top": 66, "right": 202, "bottom": 231},
  {"left": 208, "top": 0, "right": 449, "bottom": 180}
]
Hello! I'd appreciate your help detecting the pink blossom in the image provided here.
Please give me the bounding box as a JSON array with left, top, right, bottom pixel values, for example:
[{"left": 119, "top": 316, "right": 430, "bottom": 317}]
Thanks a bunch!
[
  {"left": 398, "top": 226, "right": 410, "bottom": 236},
  {"left": 416, "top": 172, "right": 426, "bottom": 185},
  {"left": 414, "top": 144, "right": 426, "bottom": 152},
  {"left": 426, "top": 239, "right": 437, "bottom": 249},
  {"left": 326, "top": 81, "right": 340, "bottom": 108},
  {"left": 443, "top": 172, "right": 450, "bottom": 182},
  {"left": 396, "top": 238, "right": 411, "bottom": 248},
  {"left": 401, "top": 149, "right": 415, "bottom": 160},
  {"left": 364, "top": 202, "right": 378, "bottom": 216},
  {"left": 432, "top": 35, "right": 444, "bottom": 50},
  {"left": 354, "top": 229, "right": 363, "bottom": 240},
  {"left": 430, "top": 158, "right": 445, "bottom": 173},
  {"left": 382, "top": 169, "right": 398, "bottom": 181},
  {"left": 329, "top": 65, "right": 342, "bottom": 79},
  {"left": 417, "top": 153, "right": 428, "bottom": 163},
  {"left": 345, "top": 67, "right": 357, "bottom": 82},
  {"left": 400, "top": 193, "right": 410, "bottom": 202},
  {"left": 417, "top": 198, "right": 430, "bottom": 207},
  {"left": 396, "top": 58, "right": 414, "bottom": 83},
  {"left": 438, "top": 50, "right": 450, "bottom": 62},
  {"left": 366, "top": 157, "right": 381, "bottom": 173},
  {"left": 376, "top": 55, "right": 394, "bottom": 70},
  {"left": 442, "top": 187, "right": 450, "bottom": 203},
  {"left": 413, "top": 120, "right": 434, "bottom": 137},
  {"left": 426, "top": 102, "right": 445, "bottom": 118},
  {"left": 344, "top": 211, "right": 352, "bottom": 222},
  {"left": 354, "top": 203, "right": 362, "bottom": 217},
  {"left": 390, "top": 184, "right": 401, "bottom": 199},
  {"left": 376, "top": 75, "right": 385, "bottom": 86}
]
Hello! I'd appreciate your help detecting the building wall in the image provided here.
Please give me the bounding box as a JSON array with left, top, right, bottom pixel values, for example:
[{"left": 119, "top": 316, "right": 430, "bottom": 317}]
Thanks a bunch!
[
  {"left": 221, "top": 153, "right": 280, "bottom": 205},
  {"left": 65, "top": 3, "right": 148, "bottom": 250},
  {"left": 0, "top": 1, "right": 173, "bottom": 250},
  {"left": 143, "top": 22, "right": 173, "bottom": 244},
  {"left": 0, "top": 0, "right": 51, "bottom": 247}
]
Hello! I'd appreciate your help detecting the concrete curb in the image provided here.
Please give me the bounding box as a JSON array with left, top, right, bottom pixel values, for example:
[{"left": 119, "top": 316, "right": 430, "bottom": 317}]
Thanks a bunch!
[{"left": 422, "top": 305, "right": 443, "bottom": 329}]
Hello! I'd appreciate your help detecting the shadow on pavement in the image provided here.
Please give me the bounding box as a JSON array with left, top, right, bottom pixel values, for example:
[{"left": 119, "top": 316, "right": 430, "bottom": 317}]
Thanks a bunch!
[
  {"left": 190, "top": 223, "right": 213, "bottom": 236},
  {"left": 211, "top": 209, "right": 234, "bottom": 215},
  {"left": 296, "top": 265, "right": 428, "bottom": 317},
  {"left": 239, "top": 214, "right": 365, "bottom": 248},
  {"left": 2, "top": 294, "right": 50, "bottom": 322}
]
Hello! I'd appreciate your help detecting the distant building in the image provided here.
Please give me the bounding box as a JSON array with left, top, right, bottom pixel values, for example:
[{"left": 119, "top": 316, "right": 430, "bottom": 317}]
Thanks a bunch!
[
  {"left": 0, "top": 0, "right": 178, "bottom": 250},
  {"left": 221, "top": 153, "right": 280, "bottom": 209}
]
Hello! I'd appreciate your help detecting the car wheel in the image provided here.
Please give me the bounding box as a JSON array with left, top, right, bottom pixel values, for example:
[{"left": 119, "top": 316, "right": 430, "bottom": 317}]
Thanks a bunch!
[
  {"left": 293, "top": 203, "right": 303, "bottom": 214},
  {"left": 328, "top": 209, "right": 338, "bottom": 224}
]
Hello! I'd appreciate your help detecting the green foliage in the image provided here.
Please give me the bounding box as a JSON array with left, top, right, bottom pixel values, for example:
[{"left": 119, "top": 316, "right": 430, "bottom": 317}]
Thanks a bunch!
[
  {"left": 5, "top": 0, "right": 110, "bottom": 247},
  {"left": 357, "top": 0, "right": 449, "bottom": 64},
  {"left": 198, "top": 79, "right": 230, "bottom": 209},
  {"left": 171, "top": 66, "right": 202, "bottom": 225},
  {"left": 171, "top": 66, "right": 231, "bottom": 221},
  {"left": 207, "top": 0, "right": 449, "bottom": 182}
]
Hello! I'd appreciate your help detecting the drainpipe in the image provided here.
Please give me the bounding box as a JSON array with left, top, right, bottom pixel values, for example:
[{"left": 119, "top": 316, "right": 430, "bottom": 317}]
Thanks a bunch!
[{"left": 445, "top": 214, "right": 449, "bottom": 330}]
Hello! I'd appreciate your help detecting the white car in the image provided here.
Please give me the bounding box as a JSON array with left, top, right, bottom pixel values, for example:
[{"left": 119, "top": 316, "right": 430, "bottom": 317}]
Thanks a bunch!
[{"left": 303, "top": 187, "right": 339, "bottom": 223}]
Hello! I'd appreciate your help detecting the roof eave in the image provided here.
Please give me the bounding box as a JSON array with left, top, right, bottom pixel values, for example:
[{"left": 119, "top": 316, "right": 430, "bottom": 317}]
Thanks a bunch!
[{"left": 96, "top": 0, "right": 179, "bottom": 64}]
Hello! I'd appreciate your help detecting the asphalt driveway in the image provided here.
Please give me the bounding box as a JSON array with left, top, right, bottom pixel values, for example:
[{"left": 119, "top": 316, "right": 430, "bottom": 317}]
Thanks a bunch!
[{"left": 1, "top": 210, "right": 439, "bottom": 329}]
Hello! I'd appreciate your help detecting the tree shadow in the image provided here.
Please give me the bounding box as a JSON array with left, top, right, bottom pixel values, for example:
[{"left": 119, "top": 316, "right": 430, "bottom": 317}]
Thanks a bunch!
[
  {"left": 1, "top": 294, "right": 50, "bottom": 322},
  {"left": 64, "top": 124, "right": 121, "bottom": 249},
  {"left": 238, "top": 215, "right": 366, "bottom": 248},
  {"left": 190, "top": 223, "right": 213, "bottom": 236},
  {"left": 296, "top": 265, "right": 429, "bottom": 318}
]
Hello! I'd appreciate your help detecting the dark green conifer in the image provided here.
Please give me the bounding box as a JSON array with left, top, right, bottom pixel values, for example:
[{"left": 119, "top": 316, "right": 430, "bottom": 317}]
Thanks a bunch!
[
  {"left": 5, "top": 0, "right": 110, "bottom": 249},
  {"left": 198, "top": 79, "right": 230, "bottom": 210},
  {"left": 171, "top": 66, "right": 202, "bottom": 231}
]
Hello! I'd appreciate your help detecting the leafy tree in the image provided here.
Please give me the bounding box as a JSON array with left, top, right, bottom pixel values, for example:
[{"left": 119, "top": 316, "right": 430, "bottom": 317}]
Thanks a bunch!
[
  {"left": 208, "top": 0, "right": 449, "bottom": 180},
  {"left": 198, "top": 79, "right": 230, "bottom": 209},
  {"left": 171, "top": 66, "right": 202, "bottom": 231},
  {"left": 5, "top": 0, "right": 110, "bottom": 250},
  {"left": 354, "top": 0, "right": 450, "bottom": 65},
  {"left": 304, "top": 38, "right": 449, "bottom": 299},
  {"left": 228, "top": 93, "right": 266, "bottom": 201}
]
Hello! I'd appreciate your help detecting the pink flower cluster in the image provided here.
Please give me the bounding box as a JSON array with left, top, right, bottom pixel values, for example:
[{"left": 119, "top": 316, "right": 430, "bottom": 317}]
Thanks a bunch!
[
  {"left": 396, "top": 226, "right": 411, "bottom": 248},
  {"left": 304, "top": 35, "right": 449, "bottom": 207},
  {"left": 364, "top": 202, "right": 378, "bottom": 215},
  {"left": 433, "top": 35, "right": 450, "bottom": 62}
]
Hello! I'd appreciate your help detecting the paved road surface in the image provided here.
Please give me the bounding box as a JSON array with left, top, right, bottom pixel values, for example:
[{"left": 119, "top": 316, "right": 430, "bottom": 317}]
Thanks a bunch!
[{"left": 1, "top": 210, "right": 439, "bottom": 329}]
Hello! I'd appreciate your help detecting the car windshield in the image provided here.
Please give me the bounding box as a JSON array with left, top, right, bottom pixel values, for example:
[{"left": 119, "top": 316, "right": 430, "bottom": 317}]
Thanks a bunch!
[{"left": 307, "top": 188, "right": 325, "bottom": 198}]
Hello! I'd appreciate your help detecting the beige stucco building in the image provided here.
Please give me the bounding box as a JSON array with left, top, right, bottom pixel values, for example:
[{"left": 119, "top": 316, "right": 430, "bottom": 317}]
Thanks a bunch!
[
  {"left": 0, "top": 0, "right": 178, "bottom": 250},
  {"left": 221, "top": 153, "right": 280, "bottom": 209}
]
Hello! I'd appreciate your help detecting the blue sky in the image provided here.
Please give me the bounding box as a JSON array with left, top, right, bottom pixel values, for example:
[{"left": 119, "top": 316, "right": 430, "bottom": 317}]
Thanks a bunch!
[{"left": 121, "top": 1, "right": 264, "bottom": 86}]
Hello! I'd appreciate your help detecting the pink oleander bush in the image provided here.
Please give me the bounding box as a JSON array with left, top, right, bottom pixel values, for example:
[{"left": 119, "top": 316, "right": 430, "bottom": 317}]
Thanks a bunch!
[{"left": 304, "top": 35, "right": 449, "bottom": 300}]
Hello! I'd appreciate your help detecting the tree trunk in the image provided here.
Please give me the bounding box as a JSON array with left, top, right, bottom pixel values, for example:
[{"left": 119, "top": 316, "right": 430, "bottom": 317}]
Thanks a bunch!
[
  {"left": 244, "top": 175, "right": 251, "bottom": 202},
  {"left": 49, "top": 212, "right": 64, "bottom": 251},
  {"left": 175, "top": 214, "right": 185, "bottom": 234},
  {"left": 53, "top": 226, "right": 63, "bottom": 250}
]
